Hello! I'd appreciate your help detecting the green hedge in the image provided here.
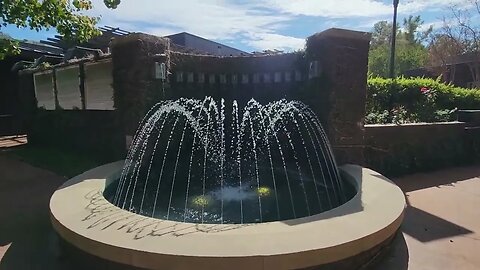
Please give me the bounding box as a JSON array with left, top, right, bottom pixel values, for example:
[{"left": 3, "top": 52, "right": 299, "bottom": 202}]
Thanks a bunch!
[{"left": 366, "top": 77, "right": 480, "bottom": 124}]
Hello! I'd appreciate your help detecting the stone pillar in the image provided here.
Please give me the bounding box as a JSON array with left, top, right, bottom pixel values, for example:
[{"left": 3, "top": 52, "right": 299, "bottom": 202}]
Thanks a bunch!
[
  {"left": 17, "top": 71, "right": 36, "bottom": 137},
  {"left": 306, "top": 28, "right": 371, "bottom": 165},
  {"left": 111, "top": 33, "right": 170, "bottom": 137}
]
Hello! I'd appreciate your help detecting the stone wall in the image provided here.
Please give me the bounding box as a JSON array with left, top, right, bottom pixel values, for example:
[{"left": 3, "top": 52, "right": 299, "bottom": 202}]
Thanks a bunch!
[
  {"left": 167, "top": 52, "right": 307, "bottom": 105},
  {"left": 16, "top": 72, "right": 36, "bottom": 135},
  {"left": 18, "top": 58, "right": 124, "bottom": 160},
  {"left": 28, "top": 110, "right": 125, "bottom": 160},
  {"left": 458, "top": 110, "right": 480, "bottom": 126},
  {"left": 111, "top": 28, "right": 371, "bottom": 165},
  {"left": 16, "top": 28, "right": 480, "bottom": 174},
  {"left": 364, "top": 122, "right": 469, "bottom": 176},
  {"left": 0, "top": 57, "right": 21, "bottom": 135},
  {"left": 19, "top": 28, "right": 372, "bottom": 165},
  {"left": 305, "top": 29, "right": 371, "bottom": 165},
  {"left": 111, "top": 33, "right": 170, "bottom": 135},
  {"left": 459, "top": 110, "right": 480, "bottom": 162}
]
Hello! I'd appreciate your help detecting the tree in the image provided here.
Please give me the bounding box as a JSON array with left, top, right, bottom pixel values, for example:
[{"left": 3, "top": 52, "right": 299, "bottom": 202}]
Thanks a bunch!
[
  {"left": 428, "top": 34, "right": 463, "bottom": 68},
  {"left": 371, "top": 21, "right": 397, "bottom": 48},
  {"left": 0, "top": 0, "right": 121, "bottom": 59},
  {"left": 403, "top": 15, "right": 432, "bottom": 44},
  {"left": 369, "top": 42, "right": 428, "bottom": 77},
  {"left": 427, "top": 0, "right": 480, "bottom": 85},
  {"left": 368, "top": 16, "right": 430, "bottom": 77},
  {"left": 368, "top": 44, "right": 390, "bottom": 77}
]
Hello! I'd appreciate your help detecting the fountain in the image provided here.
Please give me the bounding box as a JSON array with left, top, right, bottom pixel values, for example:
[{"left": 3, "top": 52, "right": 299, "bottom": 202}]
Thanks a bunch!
[
  {"left": 49, "top": 28, "right": 405, "bottom": 270},
  {"left": 106, "top": 97, "right": 354, "bottom": 224},
  {"left": 50, "top": 97, "right": 405, "bottom": 270}
]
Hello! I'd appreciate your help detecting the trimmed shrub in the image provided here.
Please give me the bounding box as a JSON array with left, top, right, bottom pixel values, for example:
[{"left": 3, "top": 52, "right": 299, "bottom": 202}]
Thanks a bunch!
[{"left": 366, "top": 77, "right": 480, "bottom": 124}]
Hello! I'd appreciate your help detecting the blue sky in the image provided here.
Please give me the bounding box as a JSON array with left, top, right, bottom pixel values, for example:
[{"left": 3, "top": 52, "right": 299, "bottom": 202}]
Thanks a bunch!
[{"left": 1, "top": 0, "right": 478, "bottom": 53}]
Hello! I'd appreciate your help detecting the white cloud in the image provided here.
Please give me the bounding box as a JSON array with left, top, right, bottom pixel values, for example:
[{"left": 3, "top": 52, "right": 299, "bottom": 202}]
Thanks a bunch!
[
  {"left": 418, "top": 20, "right": 444, "bottom": 32},
  {"left": 398, "top": 0, "right": 472, "bottom": 14},
  {"left": 143, "top": 27, "right": 180, "bottom": 37},
  {"left": 85, "top": 0, "right": 475, "bottom": 51},
  {"left": 245, "top": 33, "right": 305, "bottom": 51},
  {"left": 90, "top": 0, "right": 290, "bottom": 40},
  {"left": 263, "top": 0, "right": 391, "bottom": 18},
  {"left": 262, "top": 0, "right": 468, "bottom": 18},
  {"left": 88, "top": 0, "right": 306, "bottom": 51}
]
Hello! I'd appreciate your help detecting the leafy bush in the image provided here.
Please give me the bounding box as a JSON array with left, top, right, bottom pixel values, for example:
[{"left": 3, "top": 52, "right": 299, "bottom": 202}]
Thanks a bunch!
[{"left": 366, "top": 77, "right": 480, "bottom": 124}]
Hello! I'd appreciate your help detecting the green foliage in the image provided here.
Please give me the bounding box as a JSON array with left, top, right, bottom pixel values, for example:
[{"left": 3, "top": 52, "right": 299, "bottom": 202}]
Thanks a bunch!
[
  {"left": 0, "top": 0, "right": 120, "bottom": 59},
  {"left": 371, "top": 20, "right": 397, "bottom": 48},
  {"left": 368, "top": 15, "right": 430, "bottom": 77},
  {"left": 368, "top": 45, "right": 389, "bottom": 78},
  {"left": 103, "top": 0, "right": 121, "bottom": 8},
  {"left": 0, "top": 37, "right": 20, "bottom": 58},
  {"left": 365, "top": 76, "right": 480, "bottom": 175},
  {"left": 403, "top": 15, "right": 432, "bottom": 44},
  {"left": 366, "top": 77, "right": 480, "bottom": 124},
  {"left": 369, "top": 42, "right": 429, "bottom": 78},
  {"left": 395, "top": 43, "right": 429, "bottom": 75}
]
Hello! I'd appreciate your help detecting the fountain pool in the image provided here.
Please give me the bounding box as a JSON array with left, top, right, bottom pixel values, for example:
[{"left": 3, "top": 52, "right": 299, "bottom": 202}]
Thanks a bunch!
[
  {"left": 106, "top": 97, "right": 355, "bottom": 224},
  {"left": 50, "top": 98, "right": 405, "bottom": 270}
]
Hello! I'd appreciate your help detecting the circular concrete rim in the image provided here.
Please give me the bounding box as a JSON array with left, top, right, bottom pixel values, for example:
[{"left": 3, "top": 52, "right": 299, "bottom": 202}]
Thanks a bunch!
[{"left": 50, "top": 161, "right": 406, "bottom": 270}]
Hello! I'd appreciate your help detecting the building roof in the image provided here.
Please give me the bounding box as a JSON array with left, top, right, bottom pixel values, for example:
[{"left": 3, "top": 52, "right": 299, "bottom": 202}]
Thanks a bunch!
[
  {"left": 40, "top": 26, "right": 130, "bottom": 53},
  {"left": 446, "top": 52, "right": 480, "bottom": 65},
  {"left": 19, "top": 41, "right": 64, "bottom": 57},
  {"left": 165, "top": 32, "right": 248, "bottom": 56},
  {"left": 8, "top": 26, "right": 247, "bottom": 63},
  {"left": 38, "top": 27, "right": 247, "bottom": 57}
]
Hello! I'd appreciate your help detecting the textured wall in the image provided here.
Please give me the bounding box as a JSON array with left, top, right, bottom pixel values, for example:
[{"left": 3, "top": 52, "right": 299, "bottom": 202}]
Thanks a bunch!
[
  {"left": 111, "top": 33, "right": 170, "bottom": 135},
  {"left": 20, "top": 59, "right": 121, "bottom": 158},
  {"left": 28, "top": 110, "right": 125, "bottom": 160},
  {"left": 365, "top": 122, "right": 468, "bottom": 176},
  {"left": 306, "top": 29, "right": 371, "bottom": 165},
  {"left": 111, "top": 28, "right": 372, "bottom": 165},
  {"left": 167, "top": 52, "right": 309, "bottom": 106}
]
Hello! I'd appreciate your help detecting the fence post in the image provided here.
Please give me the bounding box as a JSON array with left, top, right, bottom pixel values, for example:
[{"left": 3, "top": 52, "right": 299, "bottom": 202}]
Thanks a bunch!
[
  {"left": 52, "top": 68, "right": 59, "bottom": 109},
  {"left": 79, "top": 63, "right": 86, "bottom": 110}
]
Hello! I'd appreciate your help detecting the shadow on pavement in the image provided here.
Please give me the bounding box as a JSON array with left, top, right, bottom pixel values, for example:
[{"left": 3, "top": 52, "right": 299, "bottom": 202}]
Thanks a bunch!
[
  {"left": 402, "top": 206, "right": 473, "bottom": 242},
  {"left": 0, "top": 156, "right": 65, "bottom": 270},
  {"left": 395, "top": 164, "right": 480, "bottom": 193}
]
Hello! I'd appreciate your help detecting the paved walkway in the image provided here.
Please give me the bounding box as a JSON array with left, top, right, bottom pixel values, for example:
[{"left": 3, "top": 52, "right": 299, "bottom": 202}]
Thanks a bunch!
[
  {"left": 375, "top": 165, "right": 480, "bottom": 270},
  {"left": 0, "top": 155, "right": 66, "bottom": 270},
  {"left": 0, "top": 151, "right": 479, "bottom": 269}
]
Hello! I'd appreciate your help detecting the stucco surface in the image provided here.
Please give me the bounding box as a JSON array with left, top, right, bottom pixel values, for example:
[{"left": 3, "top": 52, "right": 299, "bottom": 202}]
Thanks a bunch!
[{"left": 49, "top": 162, "right": 405, "bottom": 270}]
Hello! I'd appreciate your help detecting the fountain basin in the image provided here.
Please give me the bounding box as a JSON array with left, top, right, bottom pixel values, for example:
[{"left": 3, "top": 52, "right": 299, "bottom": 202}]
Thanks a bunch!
[
  {"left": 50, "top": 161, "right": 405, "bottom": 270},
  {"left": 50, "top": 161, "right": 405, "bottom": 269}
]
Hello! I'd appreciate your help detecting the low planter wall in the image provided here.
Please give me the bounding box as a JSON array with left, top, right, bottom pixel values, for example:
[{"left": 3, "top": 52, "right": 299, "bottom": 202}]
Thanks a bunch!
[
  {"left": 364, "top": 122, "right": 469, "bottom": 176},
  {"left": 458, "top": 110, "right": 480, "bottom": 127},
  {"left": 28, "top": 110, "right": 125, "bottom": 161}
]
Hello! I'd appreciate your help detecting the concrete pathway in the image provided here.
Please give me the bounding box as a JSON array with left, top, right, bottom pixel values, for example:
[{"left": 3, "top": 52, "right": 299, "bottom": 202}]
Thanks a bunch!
[
  {"left": 375, "top": 165, "right": 480, "bottom": 270},
  {"left": 0, "top": 149, "right": 479, "bottom": 269},
  {"left": 0, "top": 155, "right": 66, "bottom": 270}
]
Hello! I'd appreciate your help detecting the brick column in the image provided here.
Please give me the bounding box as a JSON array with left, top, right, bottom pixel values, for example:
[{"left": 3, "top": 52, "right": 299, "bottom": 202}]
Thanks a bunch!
[
  {"left": 306, "top": 28, "right": 371, "bottom": 165},
  {"left": 111, "top": 33, "right": 170, "bottom": 137}
]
